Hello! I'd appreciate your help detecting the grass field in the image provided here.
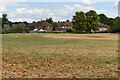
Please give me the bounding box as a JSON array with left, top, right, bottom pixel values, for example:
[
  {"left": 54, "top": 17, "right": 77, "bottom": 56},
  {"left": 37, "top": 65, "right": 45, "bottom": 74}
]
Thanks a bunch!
[{"left": 2, "top": 33, "right": 118, "bottom": 78}]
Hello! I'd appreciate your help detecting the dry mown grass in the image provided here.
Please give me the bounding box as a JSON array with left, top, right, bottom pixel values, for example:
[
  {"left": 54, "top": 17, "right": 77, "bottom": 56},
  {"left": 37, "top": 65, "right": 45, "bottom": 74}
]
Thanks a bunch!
[
  {"left": 43, "top": 33, "right": 118, "bottom": 40},
  {"left": 2, "top": 33, "right": 118, "bottom": 78}
]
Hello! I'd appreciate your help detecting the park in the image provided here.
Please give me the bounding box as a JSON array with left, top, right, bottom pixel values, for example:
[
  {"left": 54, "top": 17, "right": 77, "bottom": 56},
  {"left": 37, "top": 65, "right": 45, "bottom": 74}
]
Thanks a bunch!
[{"left": 2, "top": 33, "right": 118, "bottom": 78}]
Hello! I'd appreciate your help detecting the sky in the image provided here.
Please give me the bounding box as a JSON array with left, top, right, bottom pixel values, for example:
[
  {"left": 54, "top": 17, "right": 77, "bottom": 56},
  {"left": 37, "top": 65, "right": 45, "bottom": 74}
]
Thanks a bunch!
[{"left": 0, "top": 0, "right": 119, "bottom": 23}]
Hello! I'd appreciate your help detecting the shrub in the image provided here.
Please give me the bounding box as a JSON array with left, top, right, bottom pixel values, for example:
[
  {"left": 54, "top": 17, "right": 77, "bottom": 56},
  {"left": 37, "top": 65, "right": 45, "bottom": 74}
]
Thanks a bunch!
[
  {"left": 11, "top": 26, "right": 24, "bottom": 33},
  {"left": 0, "top": 30, "right": 2, "bottom": 34},
  {"left": 98, "top": 30, "right": 109, "bottom": 33},
  {"left": 58, "top": 28, "right": 62, "bottom": 31},
  {"left": 66, "top": 28, "right": 73, "bottom": 32},
  {"left": 2, "top": 26, "right": 25, "bottom": 34},
  {"left": 2, "top": 30, "right": 6, "bottom": 34}
]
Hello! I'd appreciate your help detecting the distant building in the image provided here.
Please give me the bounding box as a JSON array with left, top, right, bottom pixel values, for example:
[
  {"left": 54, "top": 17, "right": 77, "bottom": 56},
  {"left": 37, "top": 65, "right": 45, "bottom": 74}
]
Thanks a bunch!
[
  {"left": 41, "top": 21, "right": 53, "bottom": 31},
  {"left": 27, "top": 21, "right": 53, "bottom": 31},
  {"left": 11, "top": 23, "right": 26, "bottom": 28},
  {"left": 98, "top": 22, "right": 110, "bottom": 31},
  {"left": 55, "top": 20, "right": 73, "bottom": 31}
]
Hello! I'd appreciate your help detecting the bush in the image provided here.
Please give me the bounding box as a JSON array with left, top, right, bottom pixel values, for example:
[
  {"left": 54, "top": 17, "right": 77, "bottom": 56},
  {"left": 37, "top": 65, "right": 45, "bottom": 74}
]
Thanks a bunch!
[
  {"left": 66, "top": 28, "right": 73, "bottom": 32},
  {"left": 2, "top": 26, "right": 25, "bottom": 34},
  {"left": 2, "top": 30, "right": 6, "bottom": 34},
  {"left": 58, "top": 28, "right": 62, "bottom": 31},
  {"left": 0, "top": 30, "right": 2, "bottom": 34},
  {"left": 11, "top": 26, "right": 24, "bottom": 33},
  {"left": 97, "top": 30, "right": 109, "bottom": 33}
]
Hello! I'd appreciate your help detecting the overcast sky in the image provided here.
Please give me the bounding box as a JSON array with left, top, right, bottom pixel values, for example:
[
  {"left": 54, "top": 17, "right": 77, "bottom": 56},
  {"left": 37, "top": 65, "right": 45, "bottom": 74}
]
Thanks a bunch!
[{"left": 0, "top": 0, "right": 119, "bottom": 23}]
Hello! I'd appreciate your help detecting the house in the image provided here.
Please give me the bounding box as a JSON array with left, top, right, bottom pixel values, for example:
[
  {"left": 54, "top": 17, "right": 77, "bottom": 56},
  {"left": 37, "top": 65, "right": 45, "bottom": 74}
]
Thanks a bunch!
[
  {"left": 55, "top": 20, "right": 73, "bottom": 31},
  {"left": 11, "top": 23, "right": 26, "bottom": 28},
  {"left": 27, "top": 21, "right": 39, "bottom": 30},
  {"left": 40, "top": 21, "right": 53, "bottom": 31},
  {"left": 98, "top": 22, "right": 110, "bottom": 31},
  {"left": 27, "top": 21, "right": 53, "bottom": 31}
]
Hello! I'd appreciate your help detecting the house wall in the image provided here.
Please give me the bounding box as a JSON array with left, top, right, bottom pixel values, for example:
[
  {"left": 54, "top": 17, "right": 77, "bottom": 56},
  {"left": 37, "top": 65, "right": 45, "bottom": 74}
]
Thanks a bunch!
[
  {"left": 107, "top": 26, "right": 111, "bottom": 30},
  {"left": 55, "top": 26, "right": 73, "bottom": 31},
  {"left": 40, "top": 26, "right": 53, "bottom": 31}
]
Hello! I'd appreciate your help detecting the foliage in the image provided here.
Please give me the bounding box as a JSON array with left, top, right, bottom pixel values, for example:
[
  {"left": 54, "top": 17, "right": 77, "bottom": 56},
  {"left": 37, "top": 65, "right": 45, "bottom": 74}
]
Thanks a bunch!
[
  {"left": 96, "top": 30, "right": 109, "bottom": 33},
  {"left": 98, "top": 14, "right": 114, "bottom": 26},
  {"left": 2, "top": 29, "right": 6, "bottom": 34},
  {"left": 23, "top": 21, "right": 28, "bottom": 25},
  {"left": 58, "top": 28, "right": 62, "bottom": 31},
  {"left": 0, "top": 18, "right": 2, "bottom": 25},
  {"left": 2, "top": 14, "right": 9, "bottom": 27},
  {"left": 72, "top": 11, "right": 86, "bottom": 32},
  {"left": 110, "top": 17, "right": 120, "bottom": 32},
  {"left": 66, "top": 28, "right": 73, "bottom": 32},
  {"left": 11, "top": 26, "right": 25, "bottom": 33},
  {"left": 85, "top": 10, "right": 99, "bottom": 31},
  {"left": 2, "top": 26, "right": 25, "bottom": 34},
  {"left": 51, "top": 22, "right": 58, "bottom": 31},
  {"left": 46, "top": 17, "right": 53, "bottom": 24},
  {"left": 72, "top": 10, "right": 98, "bottom": 32},
  {"left": 0, "top": 18, "right": 2, "bottom": 34},
  {"left": 98, "top": 14, "right": 120, "bottom": 33}
]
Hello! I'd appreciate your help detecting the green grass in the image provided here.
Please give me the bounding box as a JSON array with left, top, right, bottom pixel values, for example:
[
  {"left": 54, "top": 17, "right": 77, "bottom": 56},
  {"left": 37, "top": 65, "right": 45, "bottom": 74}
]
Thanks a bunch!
[{"left": 2, "top": 33, "right": 118, "bottom": 78}]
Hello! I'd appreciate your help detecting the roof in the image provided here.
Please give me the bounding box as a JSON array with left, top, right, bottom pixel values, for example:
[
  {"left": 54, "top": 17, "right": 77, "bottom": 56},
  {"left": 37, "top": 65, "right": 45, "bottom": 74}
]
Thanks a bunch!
[
  {"left": 28, "top": 21, "right": 53, "bottom": 28},
  {"left": 64, "top": 21, "right": 72, "bottom": 26},
  {"left": 57, "top": 21, "right": 72, "bottom": 27},
  {"left": 11, "top": 23, "right": 26, "bottom": 27},
  {"left": 98, "top": 22, "right": 110, "bottom": 28},
  {"left": 36, "top": 21, "right": 42, "bottom": 27},
  {"left": 41, "top": 21, "right": 53, "bottom": 27}
]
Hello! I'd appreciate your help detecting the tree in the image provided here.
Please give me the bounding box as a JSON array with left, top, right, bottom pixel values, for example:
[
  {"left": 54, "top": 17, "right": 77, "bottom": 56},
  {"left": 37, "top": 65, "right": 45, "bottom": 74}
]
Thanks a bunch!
[
  {"left": 2, "top": 14, "right": 9, "bottom": 27},
  {"left": 98, "top": 14, "right": 107, "bottom": 24},
  {"left": 72, "top": 11, "right": 86, "bottom": 32},
  {"left": 85, "top": 10, "right": 98, "bottom": 31},
  {"left": 0, "top": 18, "right": 2, "bottom": 26},
  {"left": 111, "top": 17, "right": 120, "bottom": 32},
  {"left": 23, "top": 21, "right": 28, "bottom": 25},
  {"left": 0, "top": 18, "right": 2, "bottom": 34},
  {"left": 46, "top": 17, "right": 53, "bottom": 24},
  {"left": 51, "top": 22, "right": 58, "bottom": 31},
  {"left": 11, "top": 26, "right": 25, "bottom": 33},
  {"left": 98, "top": 14, "right": 114, "bottom": 26}
]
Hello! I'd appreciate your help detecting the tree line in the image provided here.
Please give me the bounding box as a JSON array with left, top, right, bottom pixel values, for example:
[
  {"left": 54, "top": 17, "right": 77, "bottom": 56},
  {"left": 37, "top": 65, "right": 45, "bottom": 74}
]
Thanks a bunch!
[
  {"left": 1, "top": 10, "right": 120, "bottom": 33},
  {"left": 98, "top": 14, "right": 120, "bottom": 32}
]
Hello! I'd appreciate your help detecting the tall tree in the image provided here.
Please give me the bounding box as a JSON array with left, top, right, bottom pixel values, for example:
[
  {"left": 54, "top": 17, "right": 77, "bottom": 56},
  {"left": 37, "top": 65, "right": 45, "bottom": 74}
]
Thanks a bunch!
[
  {"left": 98, "top": 14, "right": 114, "bottom": 26},
  {"left": 98, "top": 14, "right": 107, "bottom": 23},
  {"left": 23, "top": 21, "right": 28, "bottom": 25},
  {"left": 46, "top": 17, "right": 53, "bottom": 24},
  {"left": 0, "top": 18, "right": 2, "bottom": 26},
  {"left": 51, "top": 22, "right": 58, "bottom": 31},
  {"left": 111, "top": 16, "right": 120, "bottom": 32},
  {"left": 2, "top": 14, "right": 9, "bottom": 27},
  {"left": 72, "top": 11, "right": 86, "bottom": 32},
  {"left": 85, "top": 10, "right": 98, "bottom": 31}
]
